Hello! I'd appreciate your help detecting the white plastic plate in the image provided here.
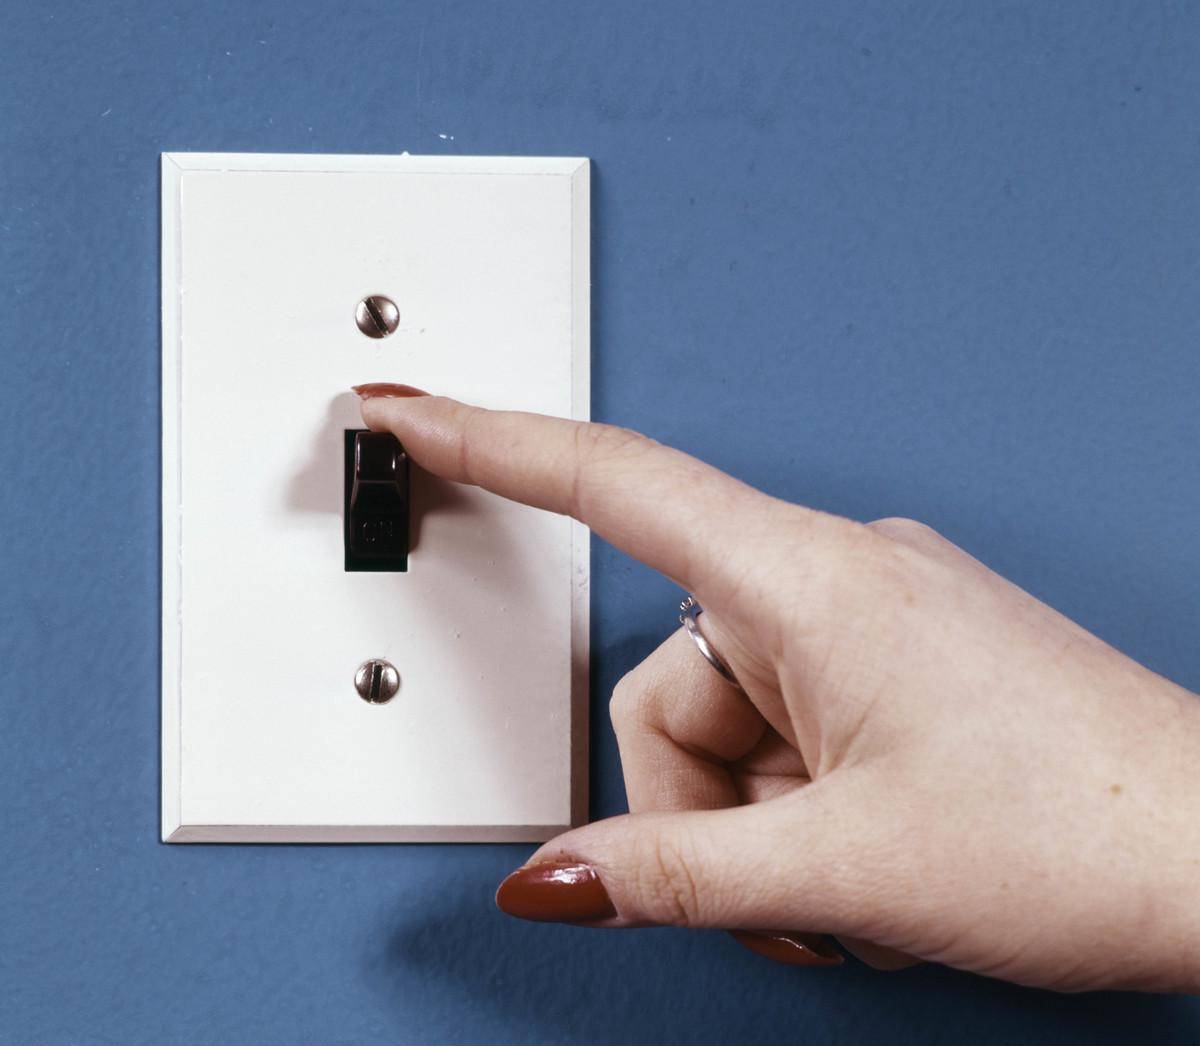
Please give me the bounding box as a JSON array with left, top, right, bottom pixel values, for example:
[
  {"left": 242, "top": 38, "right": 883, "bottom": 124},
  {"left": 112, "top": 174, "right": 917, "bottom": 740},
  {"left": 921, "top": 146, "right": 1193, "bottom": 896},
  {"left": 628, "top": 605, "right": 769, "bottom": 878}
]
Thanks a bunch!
[{"left": 161, "top": 153, "right": 589, "bottom": 842}]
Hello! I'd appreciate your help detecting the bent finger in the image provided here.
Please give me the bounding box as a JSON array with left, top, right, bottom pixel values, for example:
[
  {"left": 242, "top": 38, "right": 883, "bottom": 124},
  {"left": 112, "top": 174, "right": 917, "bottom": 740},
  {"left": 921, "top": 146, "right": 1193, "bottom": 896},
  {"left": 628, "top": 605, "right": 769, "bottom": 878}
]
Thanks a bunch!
[{"left": 610, "top": 629, "right": 767, "bottom": 814}]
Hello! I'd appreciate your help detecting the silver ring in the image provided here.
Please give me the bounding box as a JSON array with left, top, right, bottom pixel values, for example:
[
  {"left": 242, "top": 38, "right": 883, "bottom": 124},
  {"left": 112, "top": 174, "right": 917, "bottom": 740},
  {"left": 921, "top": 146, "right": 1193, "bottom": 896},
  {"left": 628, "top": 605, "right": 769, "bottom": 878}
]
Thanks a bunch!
[{"left": 679, "top": 595, "right": 744, "bottom": 691}]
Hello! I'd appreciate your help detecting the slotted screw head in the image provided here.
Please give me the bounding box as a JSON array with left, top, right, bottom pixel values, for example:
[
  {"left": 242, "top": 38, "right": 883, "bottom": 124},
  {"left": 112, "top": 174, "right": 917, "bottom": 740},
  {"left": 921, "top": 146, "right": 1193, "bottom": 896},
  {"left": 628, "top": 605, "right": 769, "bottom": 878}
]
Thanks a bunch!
[
  {"left": 355, "top": 295, "right": 400, "bottom": 338},
  {"left": 354, "top": 658, "right": 400, "bottom": 704}
]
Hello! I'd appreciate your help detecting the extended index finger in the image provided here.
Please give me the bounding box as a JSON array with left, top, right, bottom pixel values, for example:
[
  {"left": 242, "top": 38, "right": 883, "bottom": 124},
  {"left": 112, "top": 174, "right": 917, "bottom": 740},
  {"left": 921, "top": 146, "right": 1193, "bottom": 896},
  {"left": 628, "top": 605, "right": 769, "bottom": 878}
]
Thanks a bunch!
[{"left": 356, "top": 387, "right": 798, "bottom": 602}]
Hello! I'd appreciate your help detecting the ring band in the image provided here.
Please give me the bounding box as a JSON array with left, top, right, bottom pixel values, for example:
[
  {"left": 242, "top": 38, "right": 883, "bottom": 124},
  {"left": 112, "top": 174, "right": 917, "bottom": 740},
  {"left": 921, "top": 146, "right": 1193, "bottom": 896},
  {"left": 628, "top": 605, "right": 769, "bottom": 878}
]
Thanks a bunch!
[{"left": 679, "top": 595, "right": 744, "bottom": 691}]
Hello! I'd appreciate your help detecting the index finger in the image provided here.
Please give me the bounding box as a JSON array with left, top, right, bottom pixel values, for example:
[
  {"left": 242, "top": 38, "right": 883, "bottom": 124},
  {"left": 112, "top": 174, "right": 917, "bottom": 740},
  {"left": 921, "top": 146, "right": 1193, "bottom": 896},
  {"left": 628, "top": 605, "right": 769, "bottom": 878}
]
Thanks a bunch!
[{"left": 354, "top": 386, "right": 803, "bottom": 602}]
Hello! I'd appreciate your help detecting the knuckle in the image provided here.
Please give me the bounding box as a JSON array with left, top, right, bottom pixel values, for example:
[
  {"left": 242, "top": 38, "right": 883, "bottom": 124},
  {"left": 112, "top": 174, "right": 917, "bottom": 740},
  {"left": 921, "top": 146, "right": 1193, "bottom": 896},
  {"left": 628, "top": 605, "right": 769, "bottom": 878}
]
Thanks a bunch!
[
  {"left": 788, "top": 517, "right": 923, "bottom": 633},
  {"left": 608, "top": 671, "right": 646, "bottom": 734},
  {"left": 576, "top": 422, "right": 651, "bottom": 460},
  {"left": 866, "top": 516, "right": 939, "bottom": 543},
  {"left": 454, "top": 404, "right": 490, "bottom": 486},
  {"left": 567, "top": 423, "right": 657, "bottom": 517},
  {"left": 798, "top": 515, "right": 876, "bottom": 593},
  {"left": 632, "top": 831, "right": 705, "bottom": 927}
]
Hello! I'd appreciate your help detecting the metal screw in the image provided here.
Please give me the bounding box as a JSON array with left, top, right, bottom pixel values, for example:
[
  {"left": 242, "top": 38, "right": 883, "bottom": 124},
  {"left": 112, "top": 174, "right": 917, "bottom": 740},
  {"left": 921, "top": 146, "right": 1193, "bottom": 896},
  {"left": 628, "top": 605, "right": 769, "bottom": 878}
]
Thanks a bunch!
[
  {"left": 355, "top": 295, "right": 400, "bottom": 339},
  {"left": 354, "top": 658, "right": 400, "bottom": 704}
]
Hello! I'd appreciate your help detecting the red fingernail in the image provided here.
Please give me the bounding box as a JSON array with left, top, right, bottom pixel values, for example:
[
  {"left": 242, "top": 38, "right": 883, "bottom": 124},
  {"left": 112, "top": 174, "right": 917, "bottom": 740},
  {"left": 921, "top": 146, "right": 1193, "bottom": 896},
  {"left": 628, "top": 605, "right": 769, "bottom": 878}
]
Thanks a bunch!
[
  {"left": 352, "top": 383, "right": 430, "bottom": 399},
  {"left": 495, "top": 861, "right": 616, "bottom": 924},
  {"left": 729, "top": 930, "right": 843, "bottom": 967}
]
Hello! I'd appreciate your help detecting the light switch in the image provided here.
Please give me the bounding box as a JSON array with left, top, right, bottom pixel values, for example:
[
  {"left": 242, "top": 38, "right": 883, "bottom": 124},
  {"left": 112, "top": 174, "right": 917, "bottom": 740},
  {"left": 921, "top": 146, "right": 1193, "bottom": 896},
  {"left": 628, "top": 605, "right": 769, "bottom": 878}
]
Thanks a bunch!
[
  {"left": 344, "top": 429, "right": 410, "bottom": 573},
  {"left": 161, "top": 153, "right": 590, "bottom": 842}
]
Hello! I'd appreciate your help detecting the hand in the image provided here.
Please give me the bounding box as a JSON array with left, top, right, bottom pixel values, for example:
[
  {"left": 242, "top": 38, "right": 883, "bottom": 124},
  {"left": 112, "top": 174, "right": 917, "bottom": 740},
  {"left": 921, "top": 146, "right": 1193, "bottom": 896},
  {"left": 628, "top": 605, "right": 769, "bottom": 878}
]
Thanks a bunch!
[{"left": 356, "top": 384, "right": 1200, "bottom": 993}]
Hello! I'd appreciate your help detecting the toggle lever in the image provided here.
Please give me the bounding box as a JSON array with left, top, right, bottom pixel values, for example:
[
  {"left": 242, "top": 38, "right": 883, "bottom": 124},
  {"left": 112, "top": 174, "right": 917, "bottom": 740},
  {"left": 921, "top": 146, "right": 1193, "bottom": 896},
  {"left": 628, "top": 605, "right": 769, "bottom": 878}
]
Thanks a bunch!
[{"left": 344, "top": 429, "right": 409, "bottom": 572}]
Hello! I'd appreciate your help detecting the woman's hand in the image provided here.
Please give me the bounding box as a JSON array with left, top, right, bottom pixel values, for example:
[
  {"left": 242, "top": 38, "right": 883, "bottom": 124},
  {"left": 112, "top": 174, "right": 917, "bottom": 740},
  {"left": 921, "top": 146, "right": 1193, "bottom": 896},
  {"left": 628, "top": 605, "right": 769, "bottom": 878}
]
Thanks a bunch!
[{"left": 357, "top": 385, "right": 1200, "bottom": 993}]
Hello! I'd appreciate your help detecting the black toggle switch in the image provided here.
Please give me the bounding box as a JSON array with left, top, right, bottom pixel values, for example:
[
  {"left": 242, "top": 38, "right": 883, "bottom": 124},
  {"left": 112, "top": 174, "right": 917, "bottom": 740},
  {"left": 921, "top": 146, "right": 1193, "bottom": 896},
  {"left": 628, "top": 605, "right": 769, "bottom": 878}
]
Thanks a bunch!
[{"left": 344, "top": 429, "right": 409, "bottom": 572}]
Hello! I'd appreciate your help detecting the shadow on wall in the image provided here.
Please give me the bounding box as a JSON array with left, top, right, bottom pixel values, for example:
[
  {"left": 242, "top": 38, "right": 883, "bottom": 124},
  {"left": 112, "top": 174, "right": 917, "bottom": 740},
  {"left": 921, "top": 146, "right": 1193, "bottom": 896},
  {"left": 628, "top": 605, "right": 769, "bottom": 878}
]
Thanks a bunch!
[{"left": 374, "top": 884, "right": 1199, "bottom": 1045}]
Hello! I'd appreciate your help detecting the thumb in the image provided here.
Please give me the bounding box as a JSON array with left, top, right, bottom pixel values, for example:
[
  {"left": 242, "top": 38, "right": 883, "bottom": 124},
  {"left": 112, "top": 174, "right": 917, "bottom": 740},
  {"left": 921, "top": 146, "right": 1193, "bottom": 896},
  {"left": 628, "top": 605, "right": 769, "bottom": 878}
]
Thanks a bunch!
[{"left": 495, "top": 786, "right": 873, "bottom": 935}]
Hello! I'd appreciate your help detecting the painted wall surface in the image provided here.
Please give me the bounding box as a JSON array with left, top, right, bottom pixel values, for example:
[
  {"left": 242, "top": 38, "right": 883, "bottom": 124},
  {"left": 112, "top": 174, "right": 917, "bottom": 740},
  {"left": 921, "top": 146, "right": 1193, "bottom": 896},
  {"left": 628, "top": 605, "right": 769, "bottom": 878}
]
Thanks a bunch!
[{"left": 3, "top": 2, "right": 1200, "bottom": 1042}]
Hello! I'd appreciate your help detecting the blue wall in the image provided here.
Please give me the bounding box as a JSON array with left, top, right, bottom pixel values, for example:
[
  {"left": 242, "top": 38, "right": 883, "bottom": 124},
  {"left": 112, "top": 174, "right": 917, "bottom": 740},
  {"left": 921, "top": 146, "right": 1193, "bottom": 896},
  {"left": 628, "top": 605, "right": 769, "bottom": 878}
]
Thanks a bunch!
[{"left": 3, "top": 2, "right": 1200, "bottom": 1042}]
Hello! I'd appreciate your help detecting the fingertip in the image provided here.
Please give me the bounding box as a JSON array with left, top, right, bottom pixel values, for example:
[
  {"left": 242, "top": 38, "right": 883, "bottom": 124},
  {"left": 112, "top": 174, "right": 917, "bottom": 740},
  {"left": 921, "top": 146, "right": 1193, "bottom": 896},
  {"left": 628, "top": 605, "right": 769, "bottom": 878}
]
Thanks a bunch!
[
  {"left": 730, "top": 930, "right": 844, "bottom": 967},
  {"left": 494, "top": 861, "right": 616, "bottom": 924},
  {"left": 356, "top": 388, "right": 441, "bottom": 436},
  {"left": 357, "top": 395, "right": 393, "bottom": 433},
  {"left": 351, "top": 382, "right": 430, "bottom": 399}
]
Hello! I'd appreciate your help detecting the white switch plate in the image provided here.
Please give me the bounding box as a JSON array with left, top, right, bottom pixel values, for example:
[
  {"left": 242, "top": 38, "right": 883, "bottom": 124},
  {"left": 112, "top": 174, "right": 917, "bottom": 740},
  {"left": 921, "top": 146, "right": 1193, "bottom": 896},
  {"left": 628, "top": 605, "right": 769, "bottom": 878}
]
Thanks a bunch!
[{"left": 161, "top": 153, "right": 589, "bottom": 843}]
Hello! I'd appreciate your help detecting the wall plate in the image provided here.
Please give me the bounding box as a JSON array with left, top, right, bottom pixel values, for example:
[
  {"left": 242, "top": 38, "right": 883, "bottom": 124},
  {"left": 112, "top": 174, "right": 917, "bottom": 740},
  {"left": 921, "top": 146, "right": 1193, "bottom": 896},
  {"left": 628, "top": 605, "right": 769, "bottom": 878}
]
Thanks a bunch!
[{"left": 161, "top": 153, "right": 589, "bottom": 843}]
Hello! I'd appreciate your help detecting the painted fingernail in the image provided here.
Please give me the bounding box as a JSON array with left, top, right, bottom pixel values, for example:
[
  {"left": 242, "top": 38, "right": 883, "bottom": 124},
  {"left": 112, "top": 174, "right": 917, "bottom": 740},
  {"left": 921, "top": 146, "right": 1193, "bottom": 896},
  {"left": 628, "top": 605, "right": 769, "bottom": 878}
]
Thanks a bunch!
[
  {"left": 495, "top": 861, "right": 616, "bottom": 924},
  {"left": 729, "top": 930, "right": 843, "bottom": 967},
  {"left": 351, "top": 383, "right": 429, "bottom": 399}
]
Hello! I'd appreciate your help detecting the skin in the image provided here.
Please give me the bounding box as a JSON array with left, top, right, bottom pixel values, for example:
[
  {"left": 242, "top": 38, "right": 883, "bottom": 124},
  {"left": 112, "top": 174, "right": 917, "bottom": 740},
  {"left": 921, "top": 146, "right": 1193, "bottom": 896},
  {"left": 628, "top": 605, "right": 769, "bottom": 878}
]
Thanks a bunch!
[{"left": 358, "top": 388, "right": 1200, "bottom": 993}]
